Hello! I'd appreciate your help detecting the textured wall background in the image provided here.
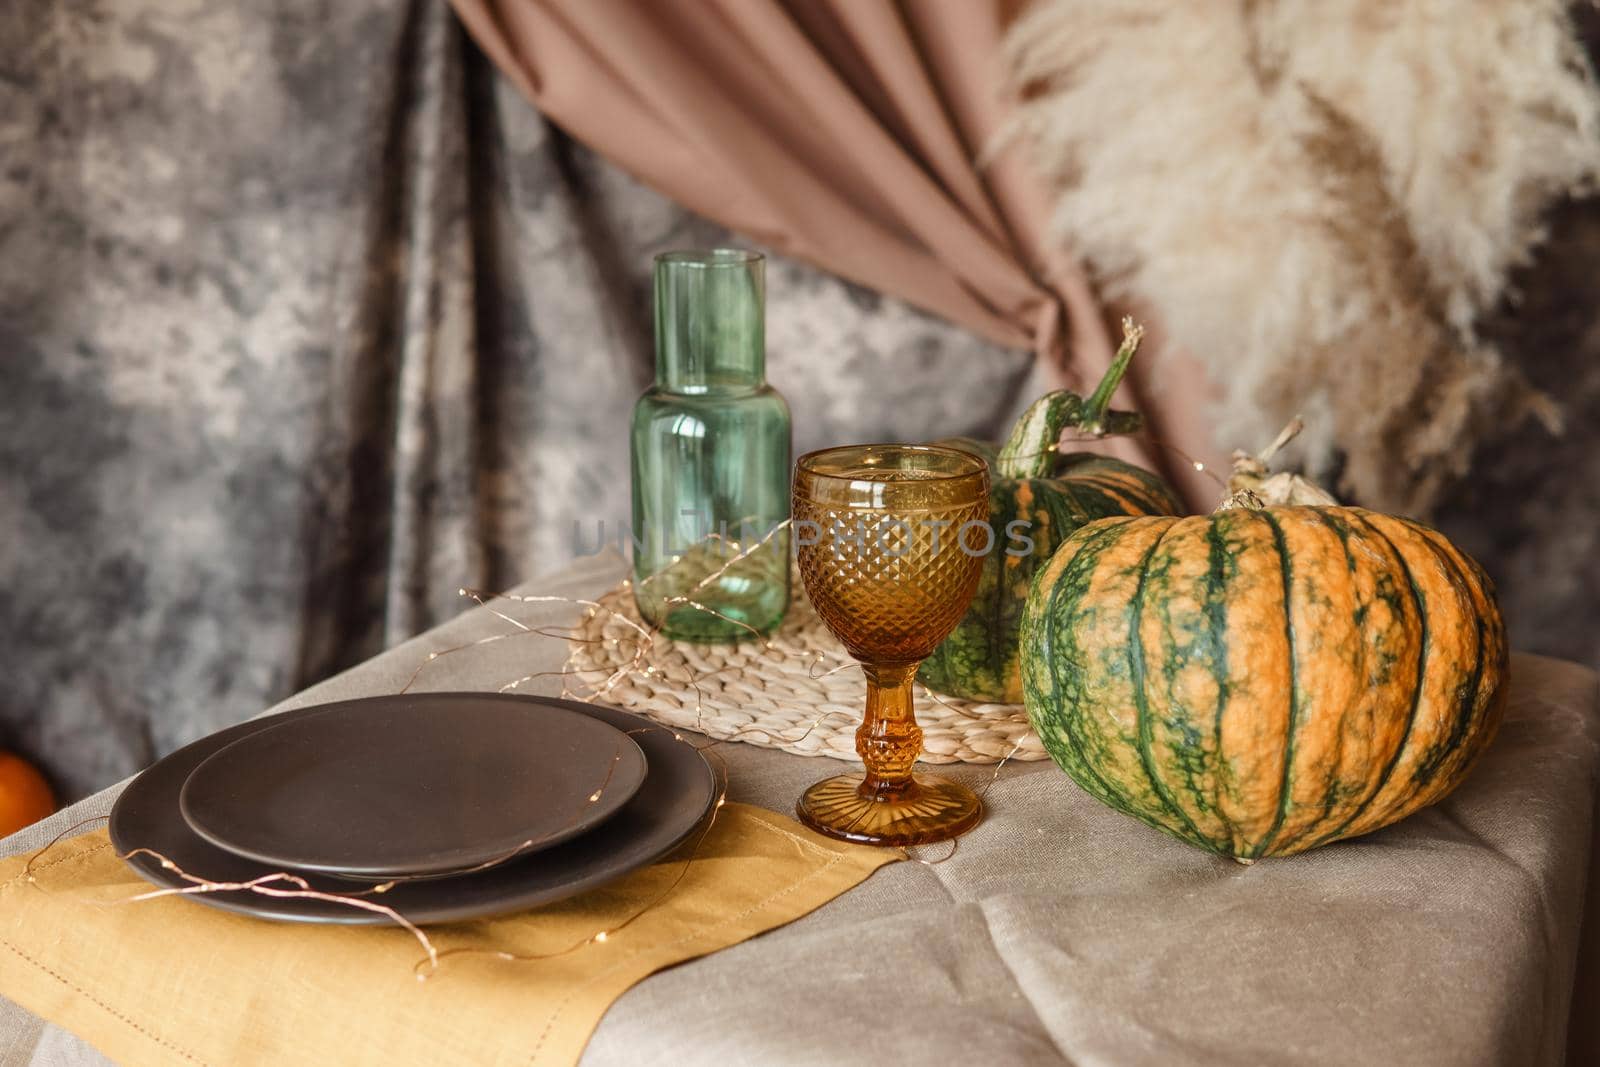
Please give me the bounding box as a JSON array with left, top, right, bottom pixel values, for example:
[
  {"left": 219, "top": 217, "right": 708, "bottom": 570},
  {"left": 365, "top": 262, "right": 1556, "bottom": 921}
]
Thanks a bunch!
[
  {"left": 0, "top": 0, "right": 1032, "bottom": 798},
  {"left": 1, "top": 0, "right": 1595, "bottom": 798}
]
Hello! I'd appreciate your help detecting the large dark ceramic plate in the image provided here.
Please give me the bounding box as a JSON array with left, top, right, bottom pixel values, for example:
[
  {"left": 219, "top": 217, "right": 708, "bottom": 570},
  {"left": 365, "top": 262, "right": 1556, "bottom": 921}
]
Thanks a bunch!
[
  {"left": 179, "top": 697, "right": 647, "bottom": 879},
  {"left": 109, "top": 695, "right": 718, "bottom": 925}
]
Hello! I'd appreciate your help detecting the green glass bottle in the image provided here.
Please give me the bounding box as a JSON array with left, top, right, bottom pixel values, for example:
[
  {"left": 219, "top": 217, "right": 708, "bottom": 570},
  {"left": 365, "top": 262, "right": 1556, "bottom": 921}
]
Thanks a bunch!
[{"left": 630, "top": 250, "right": 791, "bottom": 641}]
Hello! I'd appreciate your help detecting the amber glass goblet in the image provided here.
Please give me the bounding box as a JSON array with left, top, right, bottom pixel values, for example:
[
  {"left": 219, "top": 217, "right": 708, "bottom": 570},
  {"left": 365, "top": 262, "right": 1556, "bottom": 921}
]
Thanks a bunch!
[{"left": 792, "top": 444, "right": 990, "bottom": 846}]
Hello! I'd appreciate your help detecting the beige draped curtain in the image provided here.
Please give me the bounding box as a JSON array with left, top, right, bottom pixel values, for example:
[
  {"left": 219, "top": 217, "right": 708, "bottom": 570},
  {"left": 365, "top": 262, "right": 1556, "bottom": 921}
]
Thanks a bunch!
[{"left": 450, "top": 0, "right": 1223, "bottom": 505}]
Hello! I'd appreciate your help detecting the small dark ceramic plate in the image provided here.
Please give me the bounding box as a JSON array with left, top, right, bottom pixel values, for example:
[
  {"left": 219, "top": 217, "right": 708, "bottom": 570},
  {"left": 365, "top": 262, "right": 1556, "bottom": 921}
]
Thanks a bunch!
[
  {"left": 110, "top": 695, "right": 718, "bottom": 925},
  {"left": 178, "top": 696, "right": 647, "bottom": 879}
]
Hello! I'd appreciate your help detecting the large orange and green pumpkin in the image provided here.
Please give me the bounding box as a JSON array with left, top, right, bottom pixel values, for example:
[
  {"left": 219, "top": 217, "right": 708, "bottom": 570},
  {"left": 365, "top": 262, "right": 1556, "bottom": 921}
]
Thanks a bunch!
[
  {"left": 1019, "top": 503, "right": 1508, "bottom": 860},
  {"left": 919, "top": 321, "right": 1183, "bottom": 704}
]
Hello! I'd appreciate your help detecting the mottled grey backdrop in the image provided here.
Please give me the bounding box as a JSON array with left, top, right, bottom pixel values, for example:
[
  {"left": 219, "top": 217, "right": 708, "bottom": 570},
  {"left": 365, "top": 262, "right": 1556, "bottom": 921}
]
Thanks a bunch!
[{"left": 1, "top": 0, "right": 1595, "bottom": 799}]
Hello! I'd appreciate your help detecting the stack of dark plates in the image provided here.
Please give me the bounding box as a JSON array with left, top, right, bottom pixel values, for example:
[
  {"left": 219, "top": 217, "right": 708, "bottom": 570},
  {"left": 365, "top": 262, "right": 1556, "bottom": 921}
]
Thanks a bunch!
[{"left": 109, "top": 694, "right": 717, "bottom": 924}]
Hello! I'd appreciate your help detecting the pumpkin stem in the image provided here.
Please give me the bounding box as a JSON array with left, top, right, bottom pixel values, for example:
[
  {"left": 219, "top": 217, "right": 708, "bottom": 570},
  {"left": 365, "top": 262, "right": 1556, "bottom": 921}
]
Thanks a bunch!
[
  {"left": 994, "top": 317, "right": 1147, "bottom": 479},
  {"left": 1220, "top": 417, "right": 1338, "bottom": 510},
  {"left": 1080, "top": 317, "right": 1144, "bottom": 432},
  {"left": 1216, "top": 487, "right": 1266, "bottom": 512},
  {"left": 1255, "top": 417, "right": 1305, "bottom": 466}
]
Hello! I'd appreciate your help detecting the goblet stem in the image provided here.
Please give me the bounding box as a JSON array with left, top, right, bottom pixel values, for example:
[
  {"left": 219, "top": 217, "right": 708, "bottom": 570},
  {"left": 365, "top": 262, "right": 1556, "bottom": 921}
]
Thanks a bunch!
[{"left": 857, "top": 663, "right": 922, "bottom": 797}]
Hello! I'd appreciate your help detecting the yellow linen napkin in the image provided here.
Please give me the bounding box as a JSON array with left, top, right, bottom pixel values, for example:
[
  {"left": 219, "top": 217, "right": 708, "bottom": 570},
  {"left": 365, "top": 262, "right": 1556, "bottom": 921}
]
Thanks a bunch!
[{"left": 0, "top": 803, "right": 891, "bottom": 1067}]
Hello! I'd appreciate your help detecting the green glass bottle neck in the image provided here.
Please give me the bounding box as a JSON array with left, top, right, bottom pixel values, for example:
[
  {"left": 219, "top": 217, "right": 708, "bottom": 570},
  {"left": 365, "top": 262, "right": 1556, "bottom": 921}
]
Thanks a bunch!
[{"left": 654, "top": 249, "right": 766, "bottom": 395}]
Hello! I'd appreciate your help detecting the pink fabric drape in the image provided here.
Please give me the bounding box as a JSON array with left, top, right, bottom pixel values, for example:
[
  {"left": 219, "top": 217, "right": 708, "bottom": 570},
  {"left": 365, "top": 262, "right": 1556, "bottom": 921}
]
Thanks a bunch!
[{"left": 450, "top": 0, "right": 1222, "bottom": 504}]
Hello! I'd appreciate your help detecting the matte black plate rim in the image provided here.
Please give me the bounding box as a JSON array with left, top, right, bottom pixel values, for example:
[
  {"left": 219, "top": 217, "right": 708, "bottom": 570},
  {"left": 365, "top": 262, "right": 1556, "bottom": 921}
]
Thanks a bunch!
[
  {"left": 108, "top": 694, "right": 718, "bottom": 926},
  {"left": 176, "top": 702, "right": 647, "bottom": 878}
]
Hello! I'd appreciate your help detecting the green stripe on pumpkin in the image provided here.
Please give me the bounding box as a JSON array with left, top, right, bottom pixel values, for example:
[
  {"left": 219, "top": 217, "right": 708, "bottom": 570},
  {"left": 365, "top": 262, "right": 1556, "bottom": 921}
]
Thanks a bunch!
[
  {"left": 1135, "top": 517, "right": 1238, "bottom": 849},
  {"left": 1025, "top": 518, "right": 1147, "bottom": 815},
  {"left": 1129, "top": 519, "right": 1225, "bottom": 852}
]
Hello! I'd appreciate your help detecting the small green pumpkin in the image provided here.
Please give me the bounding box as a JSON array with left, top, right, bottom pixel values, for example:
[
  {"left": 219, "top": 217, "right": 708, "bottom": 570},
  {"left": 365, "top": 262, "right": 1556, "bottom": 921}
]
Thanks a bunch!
[{"left": 919, "top": 322, "right": 1183, "bottom": 704}]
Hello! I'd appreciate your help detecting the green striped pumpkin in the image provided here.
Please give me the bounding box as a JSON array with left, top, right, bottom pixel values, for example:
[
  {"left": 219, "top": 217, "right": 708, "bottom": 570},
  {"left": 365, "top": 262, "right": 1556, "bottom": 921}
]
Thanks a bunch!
[
  {"left": 1020, "top": 506, "right": 1509, "bottom": 860},
  {"left": 919, "top": 324, "right": 1183, "bottom": 704}
]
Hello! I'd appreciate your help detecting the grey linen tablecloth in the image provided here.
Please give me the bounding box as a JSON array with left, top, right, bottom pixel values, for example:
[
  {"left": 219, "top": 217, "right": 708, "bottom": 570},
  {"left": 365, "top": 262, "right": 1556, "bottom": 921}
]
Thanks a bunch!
[{"left": 3, "top": 551, "right": 1598, "bottom": 1066}]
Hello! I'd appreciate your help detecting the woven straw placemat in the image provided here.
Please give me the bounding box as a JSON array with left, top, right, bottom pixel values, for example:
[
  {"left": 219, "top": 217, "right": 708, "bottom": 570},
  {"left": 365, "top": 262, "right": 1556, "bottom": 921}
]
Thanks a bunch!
[{"left": 566, "top": 577, "right": 1046, "bottom": 765}]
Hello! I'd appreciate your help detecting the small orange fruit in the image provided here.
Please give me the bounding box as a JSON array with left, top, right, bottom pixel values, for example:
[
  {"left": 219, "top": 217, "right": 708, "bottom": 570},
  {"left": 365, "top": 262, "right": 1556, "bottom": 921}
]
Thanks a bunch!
[{"left": 0, "top": 752, "right": 55, "bottom": 837}]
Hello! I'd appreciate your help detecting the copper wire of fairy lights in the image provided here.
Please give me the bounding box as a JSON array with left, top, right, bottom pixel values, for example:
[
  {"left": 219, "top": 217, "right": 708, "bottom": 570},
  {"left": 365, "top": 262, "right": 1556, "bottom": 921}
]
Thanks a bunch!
[{"left": 22, "top": 813, "right": 447, "bottom": 970}]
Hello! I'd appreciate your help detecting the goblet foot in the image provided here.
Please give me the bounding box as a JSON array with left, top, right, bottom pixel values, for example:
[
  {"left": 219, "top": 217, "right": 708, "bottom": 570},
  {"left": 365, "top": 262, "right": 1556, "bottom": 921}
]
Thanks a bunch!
[{"left": 797, "top": 773, "right": 982, "bottom": 846}]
